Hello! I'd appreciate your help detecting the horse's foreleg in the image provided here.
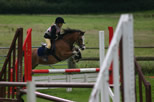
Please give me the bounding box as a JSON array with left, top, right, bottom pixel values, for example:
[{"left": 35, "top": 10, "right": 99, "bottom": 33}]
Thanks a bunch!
[
  {"left": 62, "top": 51, "right": 75, "bottom": 56},
  {"left": 72, "top": 50, "right": 78, "bottom": 55},
  {"left": 59, "top": 47, "right": 80, "bottom": 59},
  {"left": 71, "top": 48, "right": 82, "bottom": 63},
  {"left": 32, "top": 56, "right": 39, "bottom": 69}
]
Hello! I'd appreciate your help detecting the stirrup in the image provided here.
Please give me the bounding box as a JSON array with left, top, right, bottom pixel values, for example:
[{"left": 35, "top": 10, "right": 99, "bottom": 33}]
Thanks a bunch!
[{"left": 41, "top": 42, "right": 47, "bottom": 47}]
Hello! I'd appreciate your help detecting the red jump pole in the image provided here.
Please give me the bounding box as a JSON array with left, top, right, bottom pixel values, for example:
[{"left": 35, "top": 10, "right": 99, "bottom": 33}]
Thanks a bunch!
[
  {"left": 108, "top": 26, "right": 113, "bottom": 84},
  {"left": 24, "top": 28, "right": 32, "bottom": 82},
  {"left": 23, "top": 29, "right": 36, "bottom": 102}
]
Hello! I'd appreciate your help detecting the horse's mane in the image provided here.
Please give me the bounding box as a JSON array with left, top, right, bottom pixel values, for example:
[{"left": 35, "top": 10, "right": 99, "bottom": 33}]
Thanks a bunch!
[
  {"left": 62, "top": 28, "right": 82, "bottom": 35},
  {"left": 57, "top": 28, "right": 83, "bottom": 40}
]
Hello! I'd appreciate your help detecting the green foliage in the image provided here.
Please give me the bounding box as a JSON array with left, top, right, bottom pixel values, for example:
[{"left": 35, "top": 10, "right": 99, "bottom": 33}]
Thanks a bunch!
[{"left": 0, "top": 0, "right": 154, "bottom": 14}]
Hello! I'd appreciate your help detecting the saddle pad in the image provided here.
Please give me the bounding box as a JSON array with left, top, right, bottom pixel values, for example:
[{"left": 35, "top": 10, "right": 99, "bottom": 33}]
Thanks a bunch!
[
  {"left": 37, "top": 46, "right": 45, "bottom": 56},
  {"left": 37, "top": 40, "right": 56, "bottom": 57},
  {"left": 37, "top": 46, "right": 54, "bottom": 57}
]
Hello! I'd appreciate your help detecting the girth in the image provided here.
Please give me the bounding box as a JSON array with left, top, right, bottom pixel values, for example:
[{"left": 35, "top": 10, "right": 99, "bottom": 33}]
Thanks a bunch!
[{"left": 52, "top": 53, "right": 61, "bottom": 61}]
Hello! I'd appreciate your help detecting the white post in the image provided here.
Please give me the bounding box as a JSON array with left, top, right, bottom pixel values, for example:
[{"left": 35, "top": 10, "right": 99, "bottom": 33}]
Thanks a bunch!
[
  {"left": 84, "top": 74, "right": 88, "bottom": 82},
  {"left": 99, "top": 31, "right": 105, "bottom": 102},
  {"left": 104, "top": 69, "right": 110, "bottom": 102},
  {"left": 99, "top": 31, "right": 105, "bottom": 67},
  {"left": 27, "top": 79, "right": 36, "bottom": 102},
  {"left": 66, "top": 75, "right": 72, "bottom": 92},
  {"left": 99, "top": 31, "right": 110, "bottom": 102},
  {"left": 113, "top": 46, "right": 120, "bottom": 102},
  {"left": 89, "top": 14, "right": 135, "bottom": 102},
  {"left": 122, "top": 14, "right": 135, "bottom": 102}
]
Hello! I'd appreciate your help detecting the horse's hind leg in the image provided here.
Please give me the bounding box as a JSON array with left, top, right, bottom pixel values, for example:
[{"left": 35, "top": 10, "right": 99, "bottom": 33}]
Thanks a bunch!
[
  {"left": 32, "top": 57, "right": 39, "bottom": 69},
  {"left": 32, "top": 50, "right": 39, "bottom": 69},
  {"left": 32, "top": 64, "right": 38, "bottom": 69}
]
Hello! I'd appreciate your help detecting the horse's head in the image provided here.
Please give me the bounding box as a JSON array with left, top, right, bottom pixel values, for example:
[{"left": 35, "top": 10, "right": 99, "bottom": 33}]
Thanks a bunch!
[
  {"left": 76, "top": 31, "right": 86, "bottom": 50},
  {"left": 62, "top": 28, "right": 86, "bottom": 50}
]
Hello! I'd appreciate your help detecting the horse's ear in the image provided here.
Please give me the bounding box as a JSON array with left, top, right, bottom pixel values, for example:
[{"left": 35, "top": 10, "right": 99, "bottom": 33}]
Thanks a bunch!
[{"left": 80, "top": 31, "right": 85, "bottom": 35}]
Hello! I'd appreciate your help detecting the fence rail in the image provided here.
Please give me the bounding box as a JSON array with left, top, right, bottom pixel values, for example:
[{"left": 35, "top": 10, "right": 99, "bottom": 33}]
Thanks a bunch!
[
  {"left": 135, "top": 57, "right": 152, "bottom": 102},
  {"left": 0, "top": 28, "right": 23, "bottom": 102},
  {"left": 1, "top": 46, "right": 154, "bottom": 49},
  {"left": 1, "top": 47, "right": 154, "bottom": 62},
  {"left": 81, "top": 56, "right": 154, "bottom": 61}
]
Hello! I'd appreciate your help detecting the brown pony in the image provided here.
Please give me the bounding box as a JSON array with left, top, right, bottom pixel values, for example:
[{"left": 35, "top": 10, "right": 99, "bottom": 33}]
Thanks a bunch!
[{"left": 32, "top": 28, "right": 85, "bottom": 69}]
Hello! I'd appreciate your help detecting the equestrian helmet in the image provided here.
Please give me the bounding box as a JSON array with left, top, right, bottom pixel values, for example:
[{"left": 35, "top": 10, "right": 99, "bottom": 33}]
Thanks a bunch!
[{"left": 55, "top": 17, "right": 65, "bottom": 24}]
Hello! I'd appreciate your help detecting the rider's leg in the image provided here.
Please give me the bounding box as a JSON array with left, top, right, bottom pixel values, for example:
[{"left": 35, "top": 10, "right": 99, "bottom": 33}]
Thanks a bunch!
[
  {"left": 45, "top": 38, "right": 51, "bottom": 49},
  {"left": 43, "top": 39, "right": 51, "bottom": 61}
]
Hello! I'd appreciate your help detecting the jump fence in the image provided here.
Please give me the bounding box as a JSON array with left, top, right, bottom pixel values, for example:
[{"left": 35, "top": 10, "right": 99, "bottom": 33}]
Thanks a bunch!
[
  {"left": 90, "top": 14, "right": 134, "bottom": 102},
  {"left": 0, "top": 28, "right": 23, "bottom": 102},
  {"left": 32, "top": 68, "right": 100, "bottom": 74},
  {"left": 135, "top": 58, "right": 152, "bottom": 102},
  {"left": 0, "top": 14, "right": 152, "bottom": 102}
]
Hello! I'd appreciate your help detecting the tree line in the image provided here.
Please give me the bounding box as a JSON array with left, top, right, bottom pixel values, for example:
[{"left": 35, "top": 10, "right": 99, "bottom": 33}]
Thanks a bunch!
[{"left": 0, "top": 0, "right": 154, "bottom": 14}]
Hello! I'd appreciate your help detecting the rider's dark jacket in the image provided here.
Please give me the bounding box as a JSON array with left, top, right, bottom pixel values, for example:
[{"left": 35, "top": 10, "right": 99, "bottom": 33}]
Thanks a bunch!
[{"left": 44, "top": 24, "right": 61, "bottom": 40}]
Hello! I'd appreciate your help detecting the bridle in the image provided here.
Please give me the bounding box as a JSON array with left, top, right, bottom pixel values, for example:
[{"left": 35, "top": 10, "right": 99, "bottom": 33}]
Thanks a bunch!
[{"left": 76, "top": 34, "right": 85, "bottom": 50}]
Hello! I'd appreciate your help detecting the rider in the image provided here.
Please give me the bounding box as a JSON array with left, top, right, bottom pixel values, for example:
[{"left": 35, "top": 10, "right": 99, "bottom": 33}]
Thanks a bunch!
[{"left": 44, "top": 17, "right": 65, "bottom": 58}]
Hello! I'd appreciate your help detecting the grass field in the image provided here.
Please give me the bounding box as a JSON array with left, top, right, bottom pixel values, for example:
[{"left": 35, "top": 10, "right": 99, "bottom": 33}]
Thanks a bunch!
[
  {"left": 0, "top": 11, "right": 154, "bottom": 101},
  {"left": 21, "top": 76, "right": 154, "bottom": 102}
]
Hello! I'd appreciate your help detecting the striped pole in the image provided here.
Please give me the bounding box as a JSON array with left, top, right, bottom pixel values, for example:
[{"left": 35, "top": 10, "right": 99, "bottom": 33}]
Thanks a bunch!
[{"left": 32, "top": 68, "right": 100, "bottom": 74}]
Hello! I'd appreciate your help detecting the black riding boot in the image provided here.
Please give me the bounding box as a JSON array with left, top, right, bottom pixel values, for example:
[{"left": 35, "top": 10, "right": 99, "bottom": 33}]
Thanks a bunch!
[{"left": 43, "top": 47, "right": 50, "bottom": 61}]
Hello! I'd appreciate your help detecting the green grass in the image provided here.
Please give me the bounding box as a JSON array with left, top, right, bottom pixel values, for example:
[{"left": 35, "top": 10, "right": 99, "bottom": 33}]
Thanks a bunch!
[
  {"left": 0, "top": 11, "right": 154, "bottom": 101},
  {"left": 21, "top": 76, "right": 154, "bottom": 102},
  {"left": 22, "top": 88, "right": 92, "bottom": 102}
]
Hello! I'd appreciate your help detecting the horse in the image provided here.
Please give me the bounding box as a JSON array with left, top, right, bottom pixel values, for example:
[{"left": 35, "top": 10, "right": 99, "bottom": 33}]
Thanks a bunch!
[{"left": 32, "top": 28, "right": 85, "bottom": 69}]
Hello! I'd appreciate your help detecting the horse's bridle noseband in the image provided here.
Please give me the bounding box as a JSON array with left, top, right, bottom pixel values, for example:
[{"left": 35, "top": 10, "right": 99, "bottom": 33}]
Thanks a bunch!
[{"left": 76, "top": 36, "right": 85, "bottom": 50}]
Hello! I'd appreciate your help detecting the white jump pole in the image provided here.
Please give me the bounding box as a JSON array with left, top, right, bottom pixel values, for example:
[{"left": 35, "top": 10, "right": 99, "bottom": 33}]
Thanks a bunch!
[
  {"left": 99, "top": 31, "right": 105, "bottom": 67},
  {"left": 99, "top": 31, "right": 107, "bottom": 101}
]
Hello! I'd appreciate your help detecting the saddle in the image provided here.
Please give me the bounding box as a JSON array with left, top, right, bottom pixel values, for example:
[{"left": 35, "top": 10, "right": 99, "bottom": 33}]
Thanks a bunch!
[{"left": 37, "top": 42, "right": 61, "bottom": 61}]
